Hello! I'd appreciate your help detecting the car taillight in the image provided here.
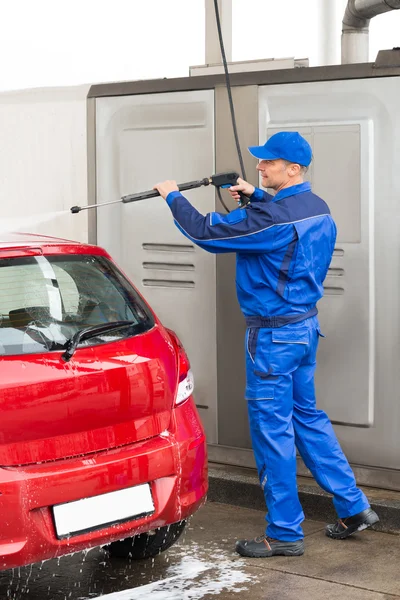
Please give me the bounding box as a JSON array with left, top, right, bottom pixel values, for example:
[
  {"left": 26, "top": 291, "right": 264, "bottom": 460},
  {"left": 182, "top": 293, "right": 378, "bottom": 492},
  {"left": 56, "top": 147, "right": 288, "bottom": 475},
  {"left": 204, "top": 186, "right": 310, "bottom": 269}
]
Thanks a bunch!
[
  {"left": 166, "top": 329, "right": 195, "bottom": 405},
  {"left": 177, "top": 369, "right": 194, "bottom": 405}
]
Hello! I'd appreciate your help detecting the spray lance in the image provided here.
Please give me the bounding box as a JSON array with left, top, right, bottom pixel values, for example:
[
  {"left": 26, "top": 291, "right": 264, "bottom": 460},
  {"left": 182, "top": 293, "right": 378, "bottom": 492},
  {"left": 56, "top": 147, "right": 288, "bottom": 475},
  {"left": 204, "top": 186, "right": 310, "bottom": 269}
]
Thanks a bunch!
[{"left": 70, "top": 172, "right": 249, "bottom": 214}]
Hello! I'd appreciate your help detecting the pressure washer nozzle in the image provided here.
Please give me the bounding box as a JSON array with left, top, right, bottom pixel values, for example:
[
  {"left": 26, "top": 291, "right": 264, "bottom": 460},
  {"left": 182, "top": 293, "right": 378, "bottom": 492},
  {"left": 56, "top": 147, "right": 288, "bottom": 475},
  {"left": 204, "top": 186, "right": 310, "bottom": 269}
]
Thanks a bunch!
[{"left": 70, "top": 206, "right": 81, "bottom": 214}]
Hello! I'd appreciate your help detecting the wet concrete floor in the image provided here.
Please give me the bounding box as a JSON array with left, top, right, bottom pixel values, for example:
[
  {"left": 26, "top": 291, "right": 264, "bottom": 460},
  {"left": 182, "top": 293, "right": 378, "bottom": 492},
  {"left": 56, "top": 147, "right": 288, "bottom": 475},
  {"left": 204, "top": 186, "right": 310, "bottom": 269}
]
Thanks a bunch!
[{"left": 1, "top": 501, "right": 399, "bottom": 600}]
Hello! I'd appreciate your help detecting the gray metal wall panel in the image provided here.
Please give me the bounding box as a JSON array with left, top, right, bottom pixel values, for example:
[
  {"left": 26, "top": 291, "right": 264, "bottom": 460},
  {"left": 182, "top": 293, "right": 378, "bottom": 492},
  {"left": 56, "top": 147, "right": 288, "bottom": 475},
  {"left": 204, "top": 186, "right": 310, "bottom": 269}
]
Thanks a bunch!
[
  {"left": 95, "top": 90, "right": 218, "bottom": 441},
  {"left": 258, "top": 78, "right": 400, "bottom": 469}
]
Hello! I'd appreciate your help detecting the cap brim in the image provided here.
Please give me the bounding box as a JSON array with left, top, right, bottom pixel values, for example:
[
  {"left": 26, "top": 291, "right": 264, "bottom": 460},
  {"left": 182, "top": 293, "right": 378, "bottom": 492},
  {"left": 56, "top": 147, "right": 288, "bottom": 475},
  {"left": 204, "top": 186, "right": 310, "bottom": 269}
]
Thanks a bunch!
[{"left": 247, "top": 146, "right": 280, "bottom": 160}]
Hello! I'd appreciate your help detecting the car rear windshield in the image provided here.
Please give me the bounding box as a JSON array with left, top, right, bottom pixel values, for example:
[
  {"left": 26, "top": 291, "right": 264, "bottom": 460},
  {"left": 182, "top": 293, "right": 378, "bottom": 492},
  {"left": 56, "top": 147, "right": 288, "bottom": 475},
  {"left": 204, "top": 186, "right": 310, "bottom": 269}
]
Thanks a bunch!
[{"left": 0, "top": 254, "right": 154, "bottom": 356}]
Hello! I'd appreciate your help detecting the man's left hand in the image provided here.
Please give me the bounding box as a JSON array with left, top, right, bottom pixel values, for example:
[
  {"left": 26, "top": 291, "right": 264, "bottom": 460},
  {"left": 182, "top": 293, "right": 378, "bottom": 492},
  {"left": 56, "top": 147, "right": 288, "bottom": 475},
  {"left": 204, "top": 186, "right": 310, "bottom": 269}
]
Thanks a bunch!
[{"left": 153, "top": 180, "right": 179, "bottom": 200}]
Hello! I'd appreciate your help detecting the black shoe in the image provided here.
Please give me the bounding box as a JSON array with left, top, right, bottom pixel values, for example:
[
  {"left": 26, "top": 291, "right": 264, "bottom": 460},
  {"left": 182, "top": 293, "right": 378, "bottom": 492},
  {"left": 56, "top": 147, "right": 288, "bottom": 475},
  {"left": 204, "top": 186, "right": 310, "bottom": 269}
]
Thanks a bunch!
[
  {"left": 235, "top": 534, "right": 304, "bottom": 558},
  {"left": 325, "top": 508, "right": 379, "bottom": 540}
]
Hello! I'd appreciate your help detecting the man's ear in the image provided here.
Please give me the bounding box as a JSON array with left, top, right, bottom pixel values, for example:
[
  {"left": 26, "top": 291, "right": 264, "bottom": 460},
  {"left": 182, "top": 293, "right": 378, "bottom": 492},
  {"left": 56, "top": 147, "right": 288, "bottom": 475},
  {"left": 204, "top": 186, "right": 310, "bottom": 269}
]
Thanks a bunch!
[{"left": 289, "top": 163, "right": 301, "bottom": 176}]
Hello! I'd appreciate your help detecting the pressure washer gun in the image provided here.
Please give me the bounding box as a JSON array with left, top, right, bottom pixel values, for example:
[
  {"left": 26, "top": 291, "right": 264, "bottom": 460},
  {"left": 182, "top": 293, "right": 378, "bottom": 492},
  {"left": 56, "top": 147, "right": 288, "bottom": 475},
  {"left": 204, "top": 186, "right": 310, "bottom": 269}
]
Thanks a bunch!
[{"left": 70, "top": 171, "right": 249, "bottom": 214}]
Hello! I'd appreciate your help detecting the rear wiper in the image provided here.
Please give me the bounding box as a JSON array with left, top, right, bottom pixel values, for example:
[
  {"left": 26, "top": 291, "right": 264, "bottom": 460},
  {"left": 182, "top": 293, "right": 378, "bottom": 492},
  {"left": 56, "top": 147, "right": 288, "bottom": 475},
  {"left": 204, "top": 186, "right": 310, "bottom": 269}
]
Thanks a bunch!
[{"left": 61, "top": 321, "right": 136, "bottom": 362}]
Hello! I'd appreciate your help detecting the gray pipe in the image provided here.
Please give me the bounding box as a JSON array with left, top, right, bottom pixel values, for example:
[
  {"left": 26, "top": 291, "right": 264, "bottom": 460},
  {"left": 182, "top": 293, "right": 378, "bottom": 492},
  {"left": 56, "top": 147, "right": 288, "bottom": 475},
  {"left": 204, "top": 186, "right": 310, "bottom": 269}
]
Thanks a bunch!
[{"left": 342, "top": 0, "right": 400, "bottom": 64}]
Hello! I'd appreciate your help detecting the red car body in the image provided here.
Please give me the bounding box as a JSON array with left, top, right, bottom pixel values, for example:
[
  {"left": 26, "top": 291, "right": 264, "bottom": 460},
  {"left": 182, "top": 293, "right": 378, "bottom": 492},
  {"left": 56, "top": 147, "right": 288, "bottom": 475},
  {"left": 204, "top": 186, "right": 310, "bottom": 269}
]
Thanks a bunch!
[{"left": 0, "top": 233, "right": 207, "bottom": 570}]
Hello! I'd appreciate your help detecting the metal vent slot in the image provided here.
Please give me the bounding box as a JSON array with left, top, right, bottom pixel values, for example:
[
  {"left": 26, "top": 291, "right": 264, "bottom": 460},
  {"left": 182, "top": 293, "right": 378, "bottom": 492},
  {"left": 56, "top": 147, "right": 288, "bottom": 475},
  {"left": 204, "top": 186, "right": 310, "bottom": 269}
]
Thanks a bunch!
[
  {"left": 143, "top": 262, "right": 195, "bottom": 272},
  {"left": 323, "top": 287, "right": 345, "bottom": 295},
  {"left": 333, "top": 249, "right": 344, "bottom": 257},
  {"left": 327, "top": 268, "right": 345, "bottom": 277},
  {"left": 142, "top": 243, "right": 195, "bottom": 253},
  {"left": 142, "top": 279, "right": 195, "bottom": 289}
]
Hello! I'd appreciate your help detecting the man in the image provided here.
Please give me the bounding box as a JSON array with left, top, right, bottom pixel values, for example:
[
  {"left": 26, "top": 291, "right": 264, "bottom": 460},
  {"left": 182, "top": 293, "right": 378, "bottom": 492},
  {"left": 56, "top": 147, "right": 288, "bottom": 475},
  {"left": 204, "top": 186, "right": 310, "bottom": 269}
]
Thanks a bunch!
[{"left": 154, "top": 131, "right": 379, "bottom": 558}]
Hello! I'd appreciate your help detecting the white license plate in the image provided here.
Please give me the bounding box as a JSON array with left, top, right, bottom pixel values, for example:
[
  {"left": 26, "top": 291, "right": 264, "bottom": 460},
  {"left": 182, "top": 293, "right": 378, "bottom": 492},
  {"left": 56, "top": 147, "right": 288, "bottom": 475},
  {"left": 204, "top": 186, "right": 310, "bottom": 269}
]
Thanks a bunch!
[{"left": 53, "top": 484, "right": 154, "bottom": 538}]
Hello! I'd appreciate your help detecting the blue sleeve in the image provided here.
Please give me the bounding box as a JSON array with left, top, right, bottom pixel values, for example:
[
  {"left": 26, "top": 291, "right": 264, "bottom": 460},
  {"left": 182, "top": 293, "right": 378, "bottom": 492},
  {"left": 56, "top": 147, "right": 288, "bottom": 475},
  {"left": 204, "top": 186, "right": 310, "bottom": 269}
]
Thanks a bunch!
[
  {"left": 250, "top": 187, "right": 274, "bottom": 203},
  {"left": 165, "top": 192, "right": 277, "bottom": 254}
]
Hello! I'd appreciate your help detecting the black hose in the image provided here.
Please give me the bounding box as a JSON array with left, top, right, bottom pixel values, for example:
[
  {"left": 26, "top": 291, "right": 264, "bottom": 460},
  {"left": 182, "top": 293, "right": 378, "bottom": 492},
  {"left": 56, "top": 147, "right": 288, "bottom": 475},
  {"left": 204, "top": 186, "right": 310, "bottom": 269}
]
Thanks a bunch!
[
  {"left": 213, "top": 0, "right": 247, "bottom": 183},
  {"left": 216, "top": 186, "right": 231, "bottom": 213}
]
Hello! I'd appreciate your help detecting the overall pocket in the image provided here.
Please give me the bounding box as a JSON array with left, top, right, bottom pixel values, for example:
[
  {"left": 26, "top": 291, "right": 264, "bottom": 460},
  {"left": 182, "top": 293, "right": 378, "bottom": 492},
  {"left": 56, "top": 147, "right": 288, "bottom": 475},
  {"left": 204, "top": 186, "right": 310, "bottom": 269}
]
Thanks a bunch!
[
  {"left": 255, "top": 328, "right": 310, "bottom": 377},
  {"left": 245, "top": 328, "right": 275, "bottom": 400}
]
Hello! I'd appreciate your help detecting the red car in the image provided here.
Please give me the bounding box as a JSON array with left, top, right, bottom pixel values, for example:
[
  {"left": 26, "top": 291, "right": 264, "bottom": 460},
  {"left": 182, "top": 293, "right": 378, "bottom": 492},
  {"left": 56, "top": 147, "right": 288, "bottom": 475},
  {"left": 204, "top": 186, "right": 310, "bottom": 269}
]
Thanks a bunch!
[{"left": 0, "top": 233, "right": 207, "bottom": 570}]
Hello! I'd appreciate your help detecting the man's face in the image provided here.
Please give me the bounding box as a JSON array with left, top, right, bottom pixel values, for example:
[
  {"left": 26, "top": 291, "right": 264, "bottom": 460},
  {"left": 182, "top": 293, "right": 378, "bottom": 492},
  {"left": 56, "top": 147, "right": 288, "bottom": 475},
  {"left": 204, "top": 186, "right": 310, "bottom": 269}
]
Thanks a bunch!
[{"left": 256, "top": 159, "right": 290, "bottom": 190}]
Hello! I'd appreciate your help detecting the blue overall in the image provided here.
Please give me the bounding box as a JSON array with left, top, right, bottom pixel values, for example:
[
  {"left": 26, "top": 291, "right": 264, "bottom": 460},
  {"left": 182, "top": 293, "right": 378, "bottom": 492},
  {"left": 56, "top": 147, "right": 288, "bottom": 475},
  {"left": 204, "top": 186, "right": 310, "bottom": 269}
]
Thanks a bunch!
[{"left": 166, "top": 182, "right": 370, "bottom": 541}]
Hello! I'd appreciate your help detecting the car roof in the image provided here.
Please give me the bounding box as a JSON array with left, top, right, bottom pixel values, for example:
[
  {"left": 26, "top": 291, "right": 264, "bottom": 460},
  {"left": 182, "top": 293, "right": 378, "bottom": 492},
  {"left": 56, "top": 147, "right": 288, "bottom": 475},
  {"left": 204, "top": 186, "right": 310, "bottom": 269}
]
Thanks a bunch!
[{"left": 0, "top": 232, "right": 106, "bottom": 256}]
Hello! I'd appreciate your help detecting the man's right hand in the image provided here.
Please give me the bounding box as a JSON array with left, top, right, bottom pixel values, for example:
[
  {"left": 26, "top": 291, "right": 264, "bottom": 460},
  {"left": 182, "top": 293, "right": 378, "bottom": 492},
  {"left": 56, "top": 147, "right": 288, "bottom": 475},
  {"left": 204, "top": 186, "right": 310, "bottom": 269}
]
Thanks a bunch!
[{"left": 228, "top": 178, "right": 255, "bottom": 202}]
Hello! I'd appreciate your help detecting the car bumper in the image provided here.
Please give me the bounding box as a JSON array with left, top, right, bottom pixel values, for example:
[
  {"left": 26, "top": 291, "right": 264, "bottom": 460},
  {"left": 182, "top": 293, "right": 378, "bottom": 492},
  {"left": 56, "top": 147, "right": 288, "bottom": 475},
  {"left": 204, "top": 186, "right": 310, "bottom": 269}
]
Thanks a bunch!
[{"left": 0, "top": 398, "right": 207, "bottom": 570}]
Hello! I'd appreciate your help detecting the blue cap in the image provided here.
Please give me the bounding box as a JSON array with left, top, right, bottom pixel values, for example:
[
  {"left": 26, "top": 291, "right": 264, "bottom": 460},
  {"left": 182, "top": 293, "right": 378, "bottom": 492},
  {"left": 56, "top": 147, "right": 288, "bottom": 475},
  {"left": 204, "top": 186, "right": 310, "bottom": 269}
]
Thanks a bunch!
[{"left": 248, "top": 131, "right": 312, "bottom": 167}]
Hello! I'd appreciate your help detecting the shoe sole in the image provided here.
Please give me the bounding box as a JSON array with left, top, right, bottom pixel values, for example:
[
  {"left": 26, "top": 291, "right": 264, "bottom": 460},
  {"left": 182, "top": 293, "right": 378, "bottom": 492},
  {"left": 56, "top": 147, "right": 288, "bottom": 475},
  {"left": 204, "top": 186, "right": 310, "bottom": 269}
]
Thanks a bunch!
[
  {"left": 236, "top": 540, "right": 305, "bottom": 558},
  {"left": 325, "top": 511, "right": 379, "bottom": 540}
]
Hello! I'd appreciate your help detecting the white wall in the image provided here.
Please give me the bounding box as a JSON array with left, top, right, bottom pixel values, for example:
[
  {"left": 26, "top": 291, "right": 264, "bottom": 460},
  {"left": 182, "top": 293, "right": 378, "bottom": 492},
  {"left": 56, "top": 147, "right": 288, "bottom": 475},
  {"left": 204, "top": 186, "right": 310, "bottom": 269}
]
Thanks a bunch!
[
  {"left": 0, "top": 0, "right": 399, "bottom": 94},
  {"left": 0, "top": 86, "right": 90, "bottom": 242}
]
